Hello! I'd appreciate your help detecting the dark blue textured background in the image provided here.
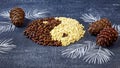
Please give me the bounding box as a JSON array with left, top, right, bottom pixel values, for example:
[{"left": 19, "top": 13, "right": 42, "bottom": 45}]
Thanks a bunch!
[{"left": 0, "top": 0, "right": 120, "bottom": 68}]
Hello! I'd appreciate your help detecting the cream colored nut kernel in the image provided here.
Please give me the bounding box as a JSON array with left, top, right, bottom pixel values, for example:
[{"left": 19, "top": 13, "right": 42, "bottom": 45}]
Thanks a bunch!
[{"left": 50, "top": 17, "right": 85, "bottom": 46}]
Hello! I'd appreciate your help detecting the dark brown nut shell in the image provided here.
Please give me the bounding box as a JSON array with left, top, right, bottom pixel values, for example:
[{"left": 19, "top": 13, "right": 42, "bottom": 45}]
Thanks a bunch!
[{"left": 24, "top": 17, "right": 62, "bottom": 46}]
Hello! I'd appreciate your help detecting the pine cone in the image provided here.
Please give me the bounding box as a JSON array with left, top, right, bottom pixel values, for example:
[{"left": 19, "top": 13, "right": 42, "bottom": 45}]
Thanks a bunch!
[
  {"left": 10, "top": 7, "right": 25, "bottom": 27},
  {"left": 96, "top": 27, "right": 118, "bottom": 47},
  {"left": 88, "top": 18, "right": 112, "bottom": 35}
]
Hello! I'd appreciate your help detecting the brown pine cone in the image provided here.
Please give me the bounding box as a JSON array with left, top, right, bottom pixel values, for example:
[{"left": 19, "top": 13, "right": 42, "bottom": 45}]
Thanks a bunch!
[
  {"left": 96, "top": 27, "right": 118, "bottom": 47},
  {"left": 88, "top": 18, "right": 112, "bottom": 35},
  {"left": 10, "top": 7, "right": 25, "bottom": 27}
]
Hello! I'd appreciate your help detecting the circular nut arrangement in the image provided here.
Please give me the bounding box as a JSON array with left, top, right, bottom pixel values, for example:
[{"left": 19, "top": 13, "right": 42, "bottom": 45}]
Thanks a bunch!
[{"left": 24, "top": 17, "right": 85, "bottom": 46}]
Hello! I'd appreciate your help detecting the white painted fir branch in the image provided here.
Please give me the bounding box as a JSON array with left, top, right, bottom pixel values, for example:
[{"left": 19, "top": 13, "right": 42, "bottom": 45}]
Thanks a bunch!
[
  {"left": 0, "top": 39, "right": 16, "bottom": 53},
  {"left": 112, "top": 24, "right": 120, "bottom": 36},
  {"left": 0, "top": 22, "right": 15, "bottom": 34},
  {"left": 62, "top": 41, "right": 114, "bottom": 64},
  {"left": 80, "top": 13, "right": 101, "bottom": 22},
  {"left": 0, "top": 10, "right": 10, "bottom": 19},
  {"left": 25, "top": 9, "right": 49, "bottom": 19}
]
